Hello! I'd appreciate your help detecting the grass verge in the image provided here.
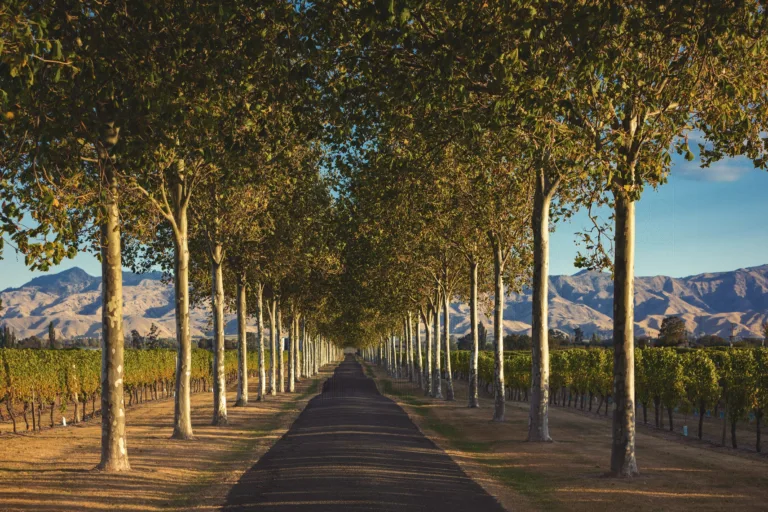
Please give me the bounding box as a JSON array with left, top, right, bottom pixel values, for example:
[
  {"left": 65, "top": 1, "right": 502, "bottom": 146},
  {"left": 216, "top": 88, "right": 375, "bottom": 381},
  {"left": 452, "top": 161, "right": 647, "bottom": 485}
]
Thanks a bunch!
[{"left": 378, "top": 373, "right": 556, "bottom": 510}]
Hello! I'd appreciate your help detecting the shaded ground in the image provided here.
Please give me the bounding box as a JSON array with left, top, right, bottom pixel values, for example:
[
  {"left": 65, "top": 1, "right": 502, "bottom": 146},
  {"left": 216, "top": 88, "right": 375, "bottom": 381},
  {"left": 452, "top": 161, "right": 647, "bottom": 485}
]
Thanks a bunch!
[
  {"left": 0, "top": 366, "right": 333, "bottom": 512},
  {"left": 371, "top": 364, "right": 768, "bottom": 512},
  {"left": 224, "top": 355, "right": 504, "bottom": 512}
]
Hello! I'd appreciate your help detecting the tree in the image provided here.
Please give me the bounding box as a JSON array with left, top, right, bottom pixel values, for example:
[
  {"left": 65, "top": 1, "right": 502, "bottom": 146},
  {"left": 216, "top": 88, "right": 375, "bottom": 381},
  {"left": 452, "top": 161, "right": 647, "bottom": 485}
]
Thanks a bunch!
[
  {"left": 574, "top": 327, "right": 584, "bottom": 345},
  {"left": 2, "top": 2, "right": 131, "bottom": 471},
  {"left": 145, "top": 324, "right": 160, "bottom": 349},
  {"left": 130, "top": 330, "right": 143, "bottom": 350},
  {"left": 505, "top": 334, "right": 532, "bottom": 351},
  {"left": 47, "top": 322, "right": 55, "bottom": 349},
  {"left": 545, "top": 0, "right": 765, "bottom": 476},
  {"left": 658, "top": 316, "right": 688, "bottom": 347}
]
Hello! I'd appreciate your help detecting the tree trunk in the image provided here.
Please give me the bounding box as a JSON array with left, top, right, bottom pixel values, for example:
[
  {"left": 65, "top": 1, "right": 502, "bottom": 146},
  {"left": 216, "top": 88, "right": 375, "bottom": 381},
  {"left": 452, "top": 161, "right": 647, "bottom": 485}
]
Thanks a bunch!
[
  {"left": 407, "top": 315, "right": 414, "bottom": 382},
  {"left": 171, "top": 194, "right": 194, "bottom": 440},
  {"left": 609, "top": 190, "right": 639, "bottom": 477},
  {"left": 433, "top": 292, "right": 443, "bottom": 399},
  {"left": 667, "top": 407, "right": 674, "bottom": 432},
  {"left": 490, "top": 234, "right": 506, "bottom": 422},
  {"left": 235, "top": 273, "right": 248, "bottom": 407},
  {"left": 313, "top": 333, "right": 319, "bottom": 375},
  {"left": 297, "top": 317, "right": 303, "bottom": 382},
  {"left": 421, "top": 307, "right": 433, "bottom": 397},
  {"left": 277, "top": 299, "right": 284, "bottom": 393},
  {"left": 731, "top": 419, "right": 738, "bottom": 449},
  {"left": 289, "top": 312, "right": 296, "bottom": 393},
  {"left": 465, "top": 254, "right": 481, "bottom": 407},
  {"left": 269, "top": 298, "right": 277, "bottom": 396},
  {"left": 6, "top": 400, "right": 16, "bottom": 434},
  {"left": 210, "top": 243, "right": 228, "bottom": 425},
  {"left": 756, "top": 410, "right": 761, "bottom": 453},
  {"left": 698, "top": 400, "right": 705, "bottom": 440},
  {"left": 721, "top": 395, "right": 728, "bottom": 446},
  {"left": 96, "top": 166, "right": 130, "bottom": 470},
  {"left": 443, "top": 283, "right": 454, "bottom": 401},
  {"left": 529, "top": 172, "right": 554, "bottom": 442},
  {"left": 414, "top": 312, "right": 423, "bottom": 390}
]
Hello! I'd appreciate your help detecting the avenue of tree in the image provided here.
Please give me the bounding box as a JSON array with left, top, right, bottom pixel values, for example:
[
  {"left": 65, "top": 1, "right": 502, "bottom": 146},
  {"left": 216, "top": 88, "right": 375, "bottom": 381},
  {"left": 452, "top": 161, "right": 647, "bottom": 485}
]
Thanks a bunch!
[{"left": 1, "top": 0, "right": 766, "bottom": 478}]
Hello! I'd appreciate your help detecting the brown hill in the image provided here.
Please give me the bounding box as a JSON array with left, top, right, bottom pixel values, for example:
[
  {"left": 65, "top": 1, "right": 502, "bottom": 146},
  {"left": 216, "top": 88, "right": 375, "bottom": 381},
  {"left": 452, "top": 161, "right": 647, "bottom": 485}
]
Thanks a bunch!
[{"left": 2, "top": 265, "right": 767, "bottom": 340}]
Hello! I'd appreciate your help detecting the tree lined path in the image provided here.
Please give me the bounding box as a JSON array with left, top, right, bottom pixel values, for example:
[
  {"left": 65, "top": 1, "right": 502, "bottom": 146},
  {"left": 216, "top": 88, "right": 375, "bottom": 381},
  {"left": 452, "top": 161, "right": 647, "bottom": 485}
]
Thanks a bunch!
[{"left": 223, "top": 355, "right": 504, "bottom": 511}]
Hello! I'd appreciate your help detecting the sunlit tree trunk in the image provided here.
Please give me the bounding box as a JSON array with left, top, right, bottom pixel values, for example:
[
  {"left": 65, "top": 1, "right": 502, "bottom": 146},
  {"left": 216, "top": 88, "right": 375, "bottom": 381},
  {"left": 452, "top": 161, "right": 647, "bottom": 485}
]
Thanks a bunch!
[
  {"left": 433, "top": 292, "right": 443, "bottom": 399},
  {"left": 443, "top": 283, "right": 454, "bottom": 401},
  {"left": 468, "top": 256, "right": 480, "bottom": 408},
  {"left": 421, "top": 307, "right": 433, "bottom": 396},
  {"left": 256, "top": 283, "right": 266, "bottom": 401},
  {"left": 269, "top": 297, "right": 277, "bottom": 396},
  {"left": 277, "top": 298, "right": 284, "bottom": 393},
  {"left": 490, "top": 233, "right": 506, "bottom": 422},
  {"left": 297, "top": 316, "right": 303, "bottom": 382},
  {"left": 313, "top": 335, "right": 319, "bottom": 375},
  {"left": 96, "top": 163, "right": 130, "bottom": 471},
  {"left": 210, "top": 241, "right": 228, "bottom": 425},
  {"left": 288, "top": 310, "right": 296, "bottom": 393},
  {"left": 529, "top": 170, "right": 555, "bottom": 442},
  {"left": 414, "top": 312, "right": 423, "bottom": 390},
  {"left": 235, "top": 272, "right": 248, "bottom": 407},
  {"left": 610, "top": 188, "right": 639, "bottom": 476},
  {"left": 406, "top": 315, "right": 414, "bottom": 381},
  {"left": 171, "top": 165, "right": 194, "bottom": 440}
]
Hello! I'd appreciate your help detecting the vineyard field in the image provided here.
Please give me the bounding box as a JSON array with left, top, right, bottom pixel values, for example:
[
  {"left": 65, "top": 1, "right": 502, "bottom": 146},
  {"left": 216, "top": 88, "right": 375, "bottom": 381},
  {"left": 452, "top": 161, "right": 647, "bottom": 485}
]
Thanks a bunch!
[
  {"left": 0, "top": 348, "right": 281, "bottom": 434},
  {"left": 449, "top": 347, "right": 768, "bottom": 452}
]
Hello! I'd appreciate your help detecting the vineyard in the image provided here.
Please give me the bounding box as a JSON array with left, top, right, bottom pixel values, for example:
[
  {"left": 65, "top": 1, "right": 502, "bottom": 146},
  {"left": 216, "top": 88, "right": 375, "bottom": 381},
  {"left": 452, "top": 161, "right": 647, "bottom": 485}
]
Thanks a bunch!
[
  {"left": 0, "top": 348, "right": 274, "bottom": 434},
  {"left": 450, "top": 347, "right": 768, "bottom": 452}
]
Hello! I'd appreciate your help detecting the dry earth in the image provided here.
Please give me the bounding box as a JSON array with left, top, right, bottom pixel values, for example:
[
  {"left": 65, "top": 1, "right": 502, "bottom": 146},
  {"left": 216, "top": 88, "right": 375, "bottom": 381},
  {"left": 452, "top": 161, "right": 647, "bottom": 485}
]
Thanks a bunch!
[
  {"left": 0, "top": 365, "right": 336, "bottom": 512},
  {"left": 367, "top": 362, "right": 768, "bottom": 512}
]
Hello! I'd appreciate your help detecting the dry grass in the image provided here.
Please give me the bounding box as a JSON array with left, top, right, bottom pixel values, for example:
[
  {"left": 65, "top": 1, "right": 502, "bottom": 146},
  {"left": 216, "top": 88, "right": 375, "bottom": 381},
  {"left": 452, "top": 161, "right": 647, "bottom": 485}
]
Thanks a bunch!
[
  {"left": 0, "top": 366, "right": 335, "bottom": 512},
  {"left": 369, "top": 364, "right": 768, "bottom": 512}
]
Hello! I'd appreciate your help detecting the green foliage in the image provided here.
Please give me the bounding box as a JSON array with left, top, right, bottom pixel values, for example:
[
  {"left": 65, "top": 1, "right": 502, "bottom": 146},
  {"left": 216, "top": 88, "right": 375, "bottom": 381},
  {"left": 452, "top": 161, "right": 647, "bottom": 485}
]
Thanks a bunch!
[
  {"left": 724, "top": 349, "right": 757, "bottom": 424},
  {"left": 450, "top": 347, "right": 766, "bottom": 421},
  {"left": 658, "top": 316, "right": 688, "bottom": 347},
  {"left": 0, "top": 348, "right": 268, "bottom": 408},
  {"left": 682, "top": 350, "right": 721, "bottom": 414}
]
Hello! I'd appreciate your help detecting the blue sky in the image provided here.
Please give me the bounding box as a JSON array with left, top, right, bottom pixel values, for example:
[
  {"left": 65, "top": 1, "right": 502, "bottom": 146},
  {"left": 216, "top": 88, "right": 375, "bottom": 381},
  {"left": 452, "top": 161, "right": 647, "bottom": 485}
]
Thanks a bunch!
[{"left": 1, "top": 151, "right": 766, "bottom": 290}]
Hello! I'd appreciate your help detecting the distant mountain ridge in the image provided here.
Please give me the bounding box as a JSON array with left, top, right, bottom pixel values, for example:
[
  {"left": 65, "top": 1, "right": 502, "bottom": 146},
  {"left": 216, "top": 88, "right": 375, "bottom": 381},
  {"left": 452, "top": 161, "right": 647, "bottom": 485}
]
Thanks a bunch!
[
  {"left": 2, "top": 265, "right": 768, "bottom": 340},
  {"left": 450, "top": 264, "right": 768, "bottom": 339}
]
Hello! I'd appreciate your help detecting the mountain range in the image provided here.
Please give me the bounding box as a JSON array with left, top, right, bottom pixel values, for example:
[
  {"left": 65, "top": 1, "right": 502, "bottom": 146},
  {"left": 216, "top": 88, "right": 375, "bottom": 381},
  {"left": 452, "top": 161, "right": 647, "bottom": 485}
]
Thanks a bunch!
[{"left": 1, "top": 265, "right": 767, "bottom": 340}]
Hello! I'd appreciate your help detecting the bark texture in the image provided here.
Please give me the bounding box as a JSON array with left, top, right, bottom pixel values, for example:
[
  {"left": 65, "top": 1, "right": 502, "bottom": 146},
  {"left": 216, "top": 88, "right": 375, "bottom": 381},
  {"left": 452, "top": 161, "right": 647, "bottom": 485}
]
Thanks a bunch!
[
  {"left": 171, "top": 174, "right": 193, "bottom": 440},
  {"left": 422, "top": 308, "right": 433, "bottom": 396},
  {"left": 528, "top": 172, "right": 553, "bottom": 442},
  {"left": 235, "top": 274, "right": 248, "bottom": 406},
  {"left": 288, "top": 312, "right": 296, "bottom": 393},
  {"left": 269, "top": 298, "right": 277, "bottom": 396},
  {"left": 96, "top": 165, "right": 130, "bottom": 471},
  {"left": 468, "top": 257, "right": 480, "bottom": 408},
  {"left": 610, "top": 190, "right": 639, "bottom": 477},
  {"left": 443, "top": 286, "right": 454, "bottom": 401},
  {"left": 277, "top": 300, "right": 284, "bottom": 393},
  {"left": 211, "top": 244, "right": 228, "bottom": 425},
  {"left": 433, "top": 296, "right": 443, "bottom": 399},
  {"left": 491, "top": 235, "right": 505, "bottom": 422}
]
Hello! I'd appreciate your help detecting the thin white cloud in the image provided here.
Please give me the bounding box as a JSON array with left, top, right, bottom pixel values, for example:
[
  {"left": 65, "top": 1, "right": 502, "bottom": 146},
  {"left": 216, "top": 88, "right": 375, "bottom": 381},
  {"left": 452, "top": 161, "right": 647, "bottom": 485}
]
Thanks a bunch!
[{"left": 673, "top": 156, "right": 756, "bottom": 182}]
